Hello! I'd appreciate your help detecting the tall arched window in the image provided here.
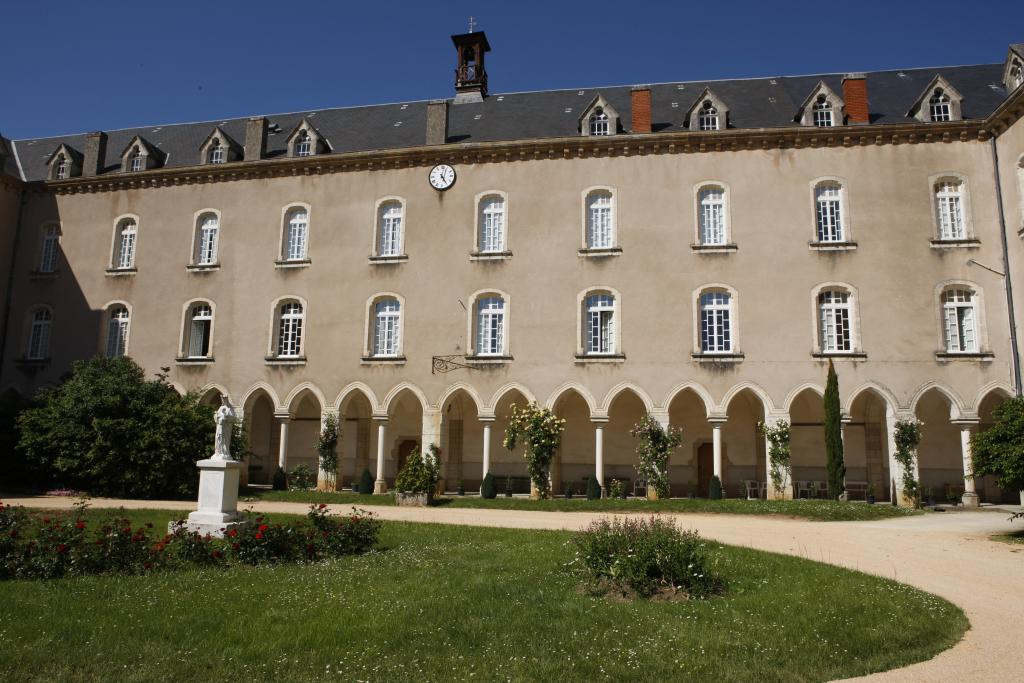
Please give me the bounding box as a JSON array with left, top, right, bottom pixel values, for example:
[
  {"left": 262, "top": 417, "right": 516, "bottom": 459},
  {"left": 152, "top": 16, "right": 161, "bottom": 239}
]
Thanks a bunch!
[
  {"left": 208, "top": 139, "right": 225, "bottom": 164},
  {"left": 295, "top": 130, "right": 312, "bottom": 157},
  {"left": 814, "top": 182, "right": 844, "bottom": 242},
  {"left": 129, "top": 146, "right": 144, "bottom": 172},
  {"left": 699, "top": 291, "right": 732, "bottom": 353},
  {"left": 184, "top": 302, "right": 214, "bottom": 358},
  {"left": 377, "top": 201, "right": 404, "bottom": 257},
  {"left": 54, "top": 154, "right": 68, "bottom": 180},
  {"left": 586, "top": 191, "right": 614, "bottom": 249},
  {"left": 584, "top": 293, "right": 616, "bottom": 355},
  {"left": 589, "top": 109, "right": 609, "bottom": 136},
  {"left": 697, "top": 100, "right": 719, "bottom": 131},
  {"left": 478, "top": 195, "right": 506, "bottom": 253},
  {"left": 106, "top": 306, "right": 130, "bottom": 357},
  {"left": 818, "top": 290, "right": 852, "bottom": 353},
  {"left": 39, "top": 224, "right": 60, "bottom": 273},
  {"left": 113, "top": 218, "right": 138, "bottom": 269},
  {"left": 194, "top": 213, "right": 220, "bottom": 266},
  {"left": 942, "top": 288, "right": 977, "bottom": 353},
  {"left": 26, "top": 308, "right": 52, "bottom": 360},
  {"left": 475, "top": 296, "right": 506, "bottom": 356},
  {"left": 935, "top": 179, "right": 965, "bottom": 240},
  {"left": 812, "top": 95, "right": 834, "bottom": 127},
  {"left": 283, "top": 208, "right": 309, "bottom": 261},
  {"left": 929, "top": 88, "right": 951, "bottom": 122},
  {"left": 698, "top": 186, "right": 727, "bottom": 245},
  {"left": 372, "top": 298, "right": 401, "bottom": 357},
  {"left": 276, "top": 302, "right": 304, "bottom": 357}
]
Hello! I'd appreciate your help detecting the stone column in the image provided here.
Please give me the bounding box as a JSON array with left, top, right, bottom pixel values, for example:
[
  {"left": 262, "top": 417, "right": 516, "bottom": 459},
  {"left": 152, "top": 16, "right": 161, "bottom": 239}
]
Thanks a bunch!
[
  {"left": 593, "top": 418, "right": 607, "bottom": 495},
  {"left": 838, "top": 415, "right": 851, "bottom": 501},
  {"left": 480, "top": 416, "right": 494, "bottom": 492},
  {"left": 710, "top": 418, "right": 725, "bottom": 482},
  {"left": 958, "top": 421, "right": 980, "bottom": 508},
  {"left": 374, "top": 417, "right": 388, "bottom": 494},
  {"left": 274, "top": 412, "right": 290, "bottom": 472},
  {"left": 233, "top": 404, "right": 249, "bottom": 488}
]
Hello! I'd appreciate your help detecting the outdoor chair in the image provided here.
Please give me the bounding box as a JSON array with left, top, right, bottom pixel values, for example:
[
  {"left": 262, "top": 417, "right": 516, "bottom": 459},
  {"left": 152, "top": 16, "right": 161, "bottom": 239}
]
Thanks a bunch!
[
  {"left": 796, "top": 480, "right": 812, "bottom": 499},
  {"left": 743, "top": 480, "right": 759, "bottom": 499},
  {"left": 814, "top": 481, "right": 828, "bottom": 499}
]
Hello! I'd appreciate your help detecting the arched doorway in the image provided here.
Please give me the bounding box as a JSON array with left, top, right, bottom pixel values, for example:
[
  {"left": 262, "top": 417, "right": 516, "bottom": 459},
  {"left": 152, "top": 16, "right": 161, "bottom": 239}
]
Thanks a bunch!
[
  {"left": 384, "top": 388, "right": 424, "bottom": 489},
  {"left": 976, "top": 389, "right": 1015, "bottom": 503},
  {"left": 667, "top": 388, "right": 711, "bottom": 497},
  {"left": 489, "top": 389, "right": 530, "bottom": 494},
  {"left": 722, "top": 389, "right": 767, "bottom": 499},
  {"left": 603, "top": 390, "right": 646, "bottom": 497},
  {"left": 440, "top": 389, "right": 482, "bottom": 492},
  {"left": 551, "top": 389, "right": 594, "bottom": 496},
  {"left": 243, "top": 389, "right": 276, "bottom": 485},
  {"left": 285, "top": 389, "right": 322, "bottom": 482},
  {"left": 339, "top": 390, "right": 374, "bottom": 489},
  {"left": 915, "top": 388, "right": 965, "bottom": 505},
  {"left": 847, "top": 390, "right": 892, "bottom": 502},
  {"left": 789, "top": 388, "right": 826, "bottom": 498}
]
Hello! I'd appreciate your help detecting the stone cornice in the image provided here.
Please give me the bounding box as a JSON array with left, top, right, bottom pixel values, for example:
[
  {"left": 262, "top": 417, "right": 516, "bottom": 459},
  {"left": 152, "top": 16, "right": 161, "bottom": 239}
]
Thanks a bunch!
[{"left": 24, "top": 112, "right": 1016, "bottom": 196}]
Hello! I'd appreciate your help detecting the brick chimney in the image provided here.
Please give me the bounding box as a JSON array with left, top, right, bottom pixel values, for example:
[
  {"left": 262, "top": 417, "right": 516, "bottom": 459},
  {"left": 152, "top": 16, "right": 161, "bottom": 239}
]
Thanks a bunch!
[
  {"left": 631, "top": 86, "right": 652, "bottom": 133},
  {"left": 425, "top": 100, "right": 449, "bottom": 145},
  {"left": 842, "top": 74, "right": 869, "bottom": 125},
  {"left": 83, "top": 131, "right": 107, "bottom": 177},
  {"left": 244, "top": 117, "right": 268, "bottom": 161}
]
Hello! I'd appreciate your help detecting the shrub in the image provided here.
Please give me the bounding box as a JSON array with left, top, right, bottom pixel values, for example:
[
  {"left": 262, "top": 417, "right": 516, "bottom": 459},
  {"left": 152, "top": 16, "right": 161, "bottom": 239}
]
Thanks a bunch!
[
  {"left": 970, "top": 396, "right": 1024, "bottom": 494},
  {"left": 570, "top": 516, "right": 725, "bottom": 599},
  {"left": 608, "top": 479, "right": 625, "bottom": 500},
  {"left": 16, "top": 357, "right": 218, "bottom": 499},
  {"left": 288, "top": 464, "right": 316, "bottom": 490},
  {"left": 757, "top": 419, "right": 791, "bottom": 499},
  {"left": 503, "top": 403, "right": 565, "bottom": 499},
  {"left": 586, "top": 476, "right": 601, "bottom": 500},
  {"left": 481, "top": 473, "right": 497, "bottom": 499},
  {"left": 709, "top": 475, "right": 723, "bottom": 500},
  {"left": 824, "top": 360, "right": 846, "bottom": 499},
  {"left": 0, "top": 500, "right": 380, "bottom": 580},
  {"left": 358, "top": 468, "right": 374, "bottom": 495},
  {"left": 631, "top": 414, "right": 683, "bottom": 499},
  {"left": 394, "top": 445, "right": 440, "bottom": 495},
  {"left": 564, "top": 483, "right": 574, "bottom": 499},
  {"left": 272, "top": 467, "right": 288, "bottom": 491},
  {"left": 894, "top": 419, "right": 922, "bottom": 507},
  {"left": 317, "top": 413, "right": 340, "bottom": 491}
]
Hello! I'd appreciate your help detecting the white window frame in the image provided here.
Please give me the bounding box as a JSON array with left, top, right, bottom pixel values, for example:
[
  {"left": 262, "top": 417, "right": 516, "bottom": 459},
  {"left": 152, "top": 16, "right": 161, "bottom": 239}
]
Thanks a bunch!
[
  {"left": 934, "top": 281, "right": 987, "bottom": 355},
  {"left": 295, "top": 130, "right": 312, "bottom": 157},
  {"left": 208, "top": 139, "right": 225, "bottom": 164},
  {"left": 274, "top": 300, "right": 305, "bottom": 358},
  {"left": 363, "top": 293, "right": 406, "bottom": 359},
  {"left": 811, "top": 180, "right": 847, "bottom": 243},
  {"left": 129, "top": 147, "right": 144, "bottom": 172},
  {"left": 583, "top": 188, "right": 616, "bottom": 250},
  {"left": 589, "top": 109, "right": 610, "bottom": 136},
  {"left": 1011, "top": 59, "right": 1023, "bottom": 91},
  {"left": 279, "top": 204, "right": 311, "bottom": 263},
  {"left": 104, "top": 304, "right": 131, "bottom": 358},
  {"left": 26, "top": 307, "right": 52, "bottom": 360},
  {"left": 468, "top": 290, "right": 510, "bottom": 357},
  {"left": 182, "top": 300, "right": 215, "bottom": 359},
  {"left": 373, "top": 298, "right": 402, "bottom": 357},
  {"left": 941, "top": 289, "right": 978, "bottom": 353},
  {"left": 54, "top": 154, "right": 68, "bottom": 180},
  {"left": 39, "top": 223, "right": 60, "bottom": 273},
  {"left": 476, "top": 193, "right": 507, "bottom": 253},
  {"left": 812, "top": 285, "right": 860, "bottom": 355},
  {"left": 697, "top": 100, "right": 719, "bottom": 131},
  {"left": 928, "top": 88, "right": 952, "bottom": 122},
  {"left": 697, "top": 289, "right": 734, "bottom": 354},
  {"left": 812, "top": 95, "right": 834, "bottom": 127},
  {"left": 930, "top": 174, "right": 972, "bottom": 241},
  {"left": 111, "top": 216, "right": 139, "bottom": 270},
  {"left": 577, "top": 289, "right": 620, "bottom": 356},
  {"left": 375, "top": 199, "right": 405, "bottom": 257},
  {"left": 192, "top": 211, "right": 221, "bottom": 266},
  {"left": 695, "top": 183, "right": 729, "bottom": 246}
]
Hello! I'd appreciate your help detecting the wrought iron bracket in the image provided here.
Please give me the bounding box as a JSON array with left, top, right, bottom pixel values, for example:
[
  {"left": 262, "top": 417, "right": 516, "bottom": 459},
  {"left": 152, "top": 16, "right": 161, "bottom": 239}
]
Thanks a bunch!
[{"left": 432, "top": 355, "right": 473, "bottom": 374}]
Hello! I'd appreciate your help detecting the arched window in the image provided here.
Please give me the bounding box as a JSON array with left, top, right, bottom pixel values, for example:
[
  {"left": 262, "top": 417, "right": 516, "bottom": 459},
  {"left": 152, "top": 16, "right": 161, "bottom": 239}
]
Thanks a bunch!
[
  {"left": 106, "top": 306, "right": 130, "bottom": 357},
  {"left": 184, "top": 302, "right": 214, "bottom": 358},
  {"left": 928, "top": 88, "right": 951, "bottom": 122},
  {"left": 942, "top": 288, "right": 977, "bottom": 353},
  {"left": 818, "top": 290, "right": 852, "bottom": 353},
  {"left": 295, "top": 130, "right": 312, "bottom": 157},
  {"left": 54, "top": 154, "right": 68, "bottom": 180},
  {"left": 39, "top": 225, "right": 60, "bottom": 273},
  {"left": 586, "top": 191, "right": 614, "bottom": 249},
  {"left": 475, "top": 296, "right": 506, "bottom": 356},
  {"left": 478, "top": 195, "right": 506, "bottom": 253},
  {"left": 194, "top": 213, "right": 220, "bottom": 266},
  {"left": 584, "top": 293, "right": 616, "bottom": 355},
  {"left": 812, "top": 95, "right": 834, "bottom": 127},
  {"left": 814, "top": 182, "right": 844, "bottom": 242},
  {"left": 208, "top": 139, "right": 225, "bottom": 164},
  {"left": 129, "top": 146, "right": 144, "bottom": 172},
  {"left": 698, "top": 186, "right": 727, "bottom": 245},
  {"left": 697, "top": 100, "right": 719, "bottom": 131},
  {"left": 589, "top": 109, "right": 609, "bottom": 136},
  {"left": 113, "top": 218, "right": 138, "bottom": 269},
  {"left": 377, "top": 201, "right": 404, "bottom": 257},
  {"left": 935, "top": 179, "right": 965, "bottom": 240},
  {"left": 276, "top": 302, "right": 304, "bottom": 357},
  {"left": 372, "top": 298, "right": 401, "bottom": 357},
  {"left": 283, "top": 208, "right": 308, "bottom": 261},
  {"left": 26, "top": 308, "right": 52, "bottom": 360},
  {"left": 699, "top": 291, "right": 732, "bottom": 353}
]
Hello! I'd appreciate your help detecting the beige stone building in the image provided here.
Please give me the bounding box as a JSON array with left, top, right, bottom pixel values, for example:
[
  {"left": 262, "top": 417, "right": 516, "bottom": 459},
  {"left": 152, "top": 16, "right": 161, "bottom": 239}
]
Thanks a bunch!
[{"left": 2, "top": 33, "right": 1023, "bottom": 503}]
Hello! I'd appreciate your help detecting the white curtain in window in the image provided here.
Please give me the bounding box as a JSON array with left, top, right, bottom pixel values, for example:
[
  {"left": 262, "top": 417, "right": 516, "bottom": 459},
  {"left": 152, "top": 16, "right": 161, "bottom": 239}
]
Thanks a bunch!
[
  {"left": 479, "top": 197, "right": 505, "bottom": 252},
  {"left": 587, "top": 193, "right": 613, "bottom": 249},
  {"left": 374, "top": 299, "right": 401, "bottom": 356},
  {"left": 378, "top": 203, "right": 403, "bottom": 256},
  {"left": 117, "top": 221, "right": 137, "bottom": 269},
  {"left": 106, "top": 308, "right": 129, "bottom": 357},
  {"left": 188, "top": 304, "right": 213, "bottom": 358},
  {"left": 277, "top": 303, "right": 303, "bottom": 357},
  {"left": 700, "top": 292, "right": 731, "bottom": 352},
  {"left": 699, "top": 188, "right": 726, "bottom": 245},
  {"left": 585, "top": 294, "right": 615, "bottom": 354},
  {"left": 286, "top": 210, "right": 308, "bottom": 261},
  {"left": 943, "top": 289, "right": 977, "bottom": 352},
  {"left": 815, "top": 185, "right": 843, "bottom": 242},
  {"left": 818, "top": 291, "right": 851, "bottom": 352},
  {"left": 27, "top": 309, "right": 52, "bottom": 360},
  {"left": 197, "top": 216, "right": 219, "bottom": 265},
  {"left": 935, "top": 181, "right": 965, "bottom": 240},
  {"left": 476, "top": 297, "right": 504, "bottom": 355}
]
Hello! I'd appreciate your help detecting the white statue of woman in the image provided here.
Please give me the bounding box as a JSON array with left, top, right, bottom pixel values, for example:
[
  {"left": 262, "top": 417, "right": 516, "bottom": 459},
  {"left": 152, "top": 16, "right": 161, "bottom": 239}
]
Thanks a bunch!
[{"left": 213, "top": 399, "right": 236, "bottom": 460}]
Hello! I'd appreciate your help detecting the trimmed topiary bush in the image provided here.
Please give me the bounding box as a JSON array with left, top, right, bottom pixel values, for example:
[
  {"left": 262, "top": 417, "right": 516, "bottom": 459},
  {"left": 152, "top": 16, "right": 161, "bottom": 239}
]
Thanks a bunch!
[
  {"left": 358, "top": 468, "right": 374, "bottom": 495},
  {"left": 394, "top": 446, "right": 439, "bottom": 495},
  {"left": 481, "top": 473, "right": 497, "bottom": 499},
  {"left": 709, "top": 475, "right": 723, "bottom": 500},
  {"left": 272, "top": 467, "right": 288, "bottom": 491},
  {"left": 288, "top": 464, "right": 316, "bottom": 490},
  {"left": 586, "top": 476, "right": 601, "bottom": 500}
]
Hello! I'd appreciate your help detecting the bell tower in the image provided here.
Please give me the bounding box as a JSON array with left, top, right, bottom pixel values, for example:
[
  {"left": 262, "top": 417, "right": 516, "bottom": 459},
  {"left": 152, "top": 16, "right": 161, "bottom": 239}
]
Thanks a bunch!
[{"left": 451, "top": 25, "right": 491, "bottom": 103}]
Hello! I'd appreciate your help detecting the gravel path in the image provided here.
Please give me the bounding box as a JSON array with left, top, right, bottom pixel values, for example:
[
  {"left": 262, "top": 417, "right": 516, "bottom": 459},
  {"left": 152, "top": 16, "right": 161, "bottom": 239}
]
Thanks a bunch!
[{"left": 5, "top": 495, "right": 1023, "bottom": 682}]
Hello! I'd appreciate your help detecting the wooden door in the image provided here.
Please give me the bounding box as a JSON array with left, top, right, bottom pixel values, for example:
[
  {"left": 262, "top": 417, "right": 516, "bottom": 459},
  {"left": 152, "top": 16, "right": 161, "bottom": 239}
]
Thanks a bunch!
[{"left": 697, "top": 443, "right": 714, "bottom": 497}]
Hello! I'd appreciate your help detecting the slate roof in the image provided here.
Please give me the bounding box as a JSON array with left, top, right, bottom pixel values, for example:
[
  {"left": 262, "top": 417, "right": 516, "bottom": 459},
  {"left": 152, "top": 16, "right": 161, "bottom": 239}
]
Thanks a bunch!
[{"left": 6, "top": 62, "right": 1011, "bottom": 183}]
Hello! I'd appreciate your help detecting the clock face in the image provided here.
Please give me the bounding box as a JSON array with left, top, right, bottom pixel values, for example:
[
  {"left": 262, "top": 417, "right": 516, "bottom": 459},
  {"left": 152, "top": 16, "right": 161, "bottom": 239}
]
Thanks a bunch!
[{"left": 428, "top": 164, "right": 456, "bottom": 191}]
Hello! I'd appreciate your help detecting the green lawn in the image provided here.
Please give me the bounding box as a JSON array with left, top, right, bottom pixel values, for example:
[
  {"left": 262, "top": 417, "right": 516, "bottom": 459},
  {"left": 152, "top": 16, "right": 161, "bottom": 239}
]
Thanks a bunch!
[
  {"left": 991, "top": 529, "right": 1024, "bottom": 545},
  {"left": 0, "top": 508, "right": 964, "bottom": 682},
  {"left": 246, "top": 488, "right": 920, "bottom": 521}
]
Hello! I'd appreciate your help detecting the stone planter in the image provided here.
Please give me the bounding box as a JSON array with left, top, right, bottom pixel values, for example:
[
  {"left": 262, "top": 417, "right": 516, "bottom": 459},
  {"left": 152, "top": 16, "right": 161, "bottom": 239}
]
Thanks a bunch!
[
  {"left": 647, "top": 488, "right": 660, "bottom": 501},
  {"left": 395, "top": 492, "right": 433, "bottom": 507}
]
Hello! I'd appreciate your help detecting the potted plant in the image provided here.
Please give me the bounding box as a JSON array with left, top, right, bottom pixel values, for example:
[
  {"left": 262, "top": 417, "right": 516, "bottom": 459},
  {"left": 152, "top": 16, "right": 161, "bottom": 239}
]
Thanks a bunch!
[
  {"left": 394, "top": 444, "right": 440, "bottom": 506},
  {"left": 608, "top": 479, "right": 625, "bottom": 500},
  {"left": 866, "top": 483, "right": 876, "bottom": 505}
]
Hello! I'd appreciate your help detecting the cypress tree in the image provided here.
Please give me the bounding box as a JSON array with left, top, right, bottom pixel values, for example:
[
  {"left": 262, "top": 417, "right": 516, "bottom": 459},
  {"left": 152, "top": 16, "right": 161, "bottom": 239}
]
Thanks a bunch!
[
  {"left": 709, "top": 475, "right": 723, "bottom": 500},
  {"left": 481, "top": 473, "right": 497, "bottom": 499},
  {"left": 824, "top": 360, "right": 846, "bottom": 499},
  {"left": 358, "top": 468, "right": 374, "bottom": 495},
  {"left": 586, "top": 476, "right": 602, "bottom": 500}
]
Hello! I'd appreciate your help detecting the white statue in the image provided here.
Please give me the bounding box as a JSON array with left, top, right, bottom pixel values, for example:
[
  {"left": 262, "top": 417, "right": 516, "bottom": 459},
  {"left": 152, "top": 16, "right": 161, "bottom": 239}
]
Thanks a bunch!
[{"left": 213, "top": 399, "right": 237, "bottom": 460}]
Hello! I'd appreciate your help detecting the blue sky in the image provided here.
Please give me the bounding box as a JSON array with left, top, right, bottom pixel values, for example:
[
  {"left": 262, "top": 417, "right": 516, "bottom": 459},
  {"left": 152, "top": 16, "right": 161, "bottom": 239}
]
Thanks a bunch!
[{"left": 3, "top": 0, "right": 1023, "bottom": 139}]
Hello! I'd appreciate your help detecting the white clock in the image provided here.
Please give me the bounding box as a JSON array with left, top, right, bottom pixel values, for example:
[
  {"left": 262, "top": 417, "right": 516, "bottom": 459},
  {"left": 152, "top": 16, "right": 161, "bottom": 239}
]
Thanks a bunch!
[{"left": 428, "top": 164, "right": 456, "bottom": 191}]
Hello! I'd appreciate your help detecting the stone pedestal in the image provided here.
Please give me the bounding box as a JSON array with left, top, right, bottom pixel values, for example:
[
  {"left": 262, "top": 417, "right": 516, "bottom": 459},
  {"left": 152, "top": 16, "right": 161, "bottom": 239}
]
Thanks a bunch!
[
  {"left": 183, "top": 458, "right": 247, "bottom": 538},
  {"left": 962, "top": 491, "right": 980, "bottom": 509}
]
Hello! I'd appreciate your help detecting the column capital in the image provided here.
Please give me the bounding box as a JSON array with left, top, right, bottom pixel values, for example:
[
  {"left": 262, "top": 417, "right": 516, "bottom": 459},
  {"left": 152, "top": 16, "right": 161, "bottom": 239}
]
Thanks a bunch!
[
  {"left": 590, "top": 415, "right": 610, "bottom": 424},
  {"left": 478, "top": 414, "right": 496, "bottom": 423},
  {"left": 273, "top": 411, "right": 291, "bottom": 421},
  {"left": 765, "top": 411, "right": 790, "bottom": 422},
  {"left": 372, "top": 413, "right": 389, "bottom": 422},
  {"left": 708, "top": 415, "right": 728, "bottom": 425},
  {"left": 952, "top": 417, "right": 980, "bottom": 426}
]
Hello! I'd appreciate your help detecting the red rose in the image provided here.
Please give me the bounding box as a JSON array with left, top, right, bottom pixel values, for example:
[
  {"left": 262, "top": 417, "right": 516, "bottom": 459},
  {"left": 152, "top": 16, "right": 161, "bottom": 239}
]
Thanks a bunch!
[
  {"left": 318, "top": 503, "right": 327, "bottom": 509},
  {"left": 258, "top": 524, "right": 268, "bottom": 532},
  {"left": 255, "top": 532, "right": 263, "bottom": 539},
  {"left": 75, "top": 521, "right": 86, "bottom": 530},
  {"left": 227, "top": 529, "right": 238, "bottom": 538},
  {"left": 56, "top": 544, "right": 67, "bottom": 553},
  {"left": 255, "top": 517, "right": 263, "bottom": 523},
  {"left": 211, "top": 550, "right": 222, "bottom": 559}
]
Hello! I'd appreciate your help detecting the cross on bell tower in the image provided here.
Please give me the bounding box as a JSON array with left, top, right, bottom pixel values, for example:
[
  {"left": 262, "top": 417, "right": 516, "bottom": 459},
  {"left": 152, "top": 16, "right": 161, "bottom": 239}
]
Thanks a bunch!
[{"left": 451, "top": 27, "right": 491, "bottom": 103}]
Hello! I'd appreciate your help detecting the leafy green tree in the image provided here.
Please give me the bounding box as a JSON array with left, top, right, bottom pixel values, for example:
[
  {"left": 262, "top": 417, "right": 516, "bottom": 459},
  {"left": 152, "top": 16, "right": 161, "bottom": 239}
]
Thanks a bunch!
[
  {"left": 708, "top": 475, "right": 723, "bottom": 500},
  {"left": 824, "top": 360, "right": 846, "bottom": 499},
  {"left": 631, "top": 414, "right": 684, "bottom": 498},
  {"left": 394, "top": 445, "right": 440, "bottom": 495},
  {"left": 893, "top": 419, "right": 922, "bottom": 507},
  {"left": 503, "top": 402, "right": 565, "bottom": 499},
  {"left": 358, "top": 468, "right": 374, "bottom": 495},
  {"left": 317, "top": 413, "right": 340, "bottom": 491},
  {"left": 757, "top": 419, "right": 791, "bottom": 499},
  {"left": 971, "top": 397, "right": 1024, "bottom": 496},
  {"left": 16, "top": 356, "right": 215, "bottom": 499}
]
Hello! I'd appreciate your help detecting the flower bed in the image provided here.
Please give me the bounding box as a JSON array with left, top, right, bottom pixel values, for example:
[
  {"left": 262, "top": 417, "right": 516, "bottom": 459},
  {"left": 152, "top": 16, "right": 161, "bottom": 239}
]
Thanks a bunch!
[{"left": 0, "top": 500, "right": 380, "bottom": 580}]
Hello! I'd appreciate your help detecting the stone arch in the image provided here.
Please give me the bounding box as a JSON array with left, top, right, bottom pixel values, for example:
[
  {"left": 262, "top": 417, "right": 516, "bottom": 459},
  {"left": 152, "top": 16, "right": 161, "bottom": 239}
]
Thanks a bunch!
[
  {"left": 661, "top": 381, "right": 715, "bottom": 417},
  {"left": 381, "top": 381, "right": 429, "bottom": 414},
  {"left": 783, "top": 382, "right": 825, "bottom": 414},
  {"left": 241, "top": 385, "right": 278, "bottom": 485},
  {"left": 599, "top": 382, "right": 654, "bottom": 414},
  {"left": 486, "top": 382, "right": 537, "bottom": 413},
  {"left": 909, "top": 381, "right": 965, "bottom": 420},
  {"left": 333, "top": 382, "right": 380, "bottom": 414},
  {"left": 283, "top": 381, "right": 328, "bottom": 414},
  {"left": 436, "top": 381, "right": 486, "bottom": 416},
  {"left": 240, "top": 381, "right": 282, "bottom": 412},
  {"left": 970, "top": 381, "right": 1013, "bottom": 415},
  {"left": 545, "top": 381, "right": 598, "bottom": 415},
  {"left": 720, "top": 381, "right": 775, "bottom": 415},
  {"left": 843, "top": 381, "right": 900, "bottom": 416},
  {"left": 439, "top": 385, "right": 483, "bottom": 490},
  {"left": 198, "top": 384, "right": 229, "bottom": 406}
]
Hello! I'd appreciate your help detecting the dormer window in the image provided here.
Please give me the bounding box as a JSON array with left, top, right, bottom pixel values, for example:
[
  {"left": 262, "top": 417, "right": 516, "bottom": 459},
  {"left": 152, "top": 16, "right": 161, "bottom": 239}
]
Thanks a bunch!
[
  {"left": 578, "top": 95, "right": 619, "bottom": 137},
  {"left": 1010, "top": 59, "right": 1023, "bottom": 91},
  {"left": 285, "top": 120, "right": 327, "bottom": 158},
  {"left": 812, "top": 95, "right": 834, "bottom": 127},
  {"left": 208, "top": 140, "right": 224, "bottom": 164},
  {"left": 929, "top": 88, "right": 951, "bottom": 122},
  {"left": 46, "top": 144, "right": 82, "bottom": 180},
  {"left": 129, "top": 147, "right": 144, "bottom": 172},
  {"left": 589, "top": 109, "right": 609, "bottom": 136},
  {"left": 697, "top": 101, "right": 719, "bottom": 131},
  {"left": 296, "top": 131, "right": 312, "bottom": 157},
  {"left": 54, "top": 154, "right": 68, "bottom": 179}
]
